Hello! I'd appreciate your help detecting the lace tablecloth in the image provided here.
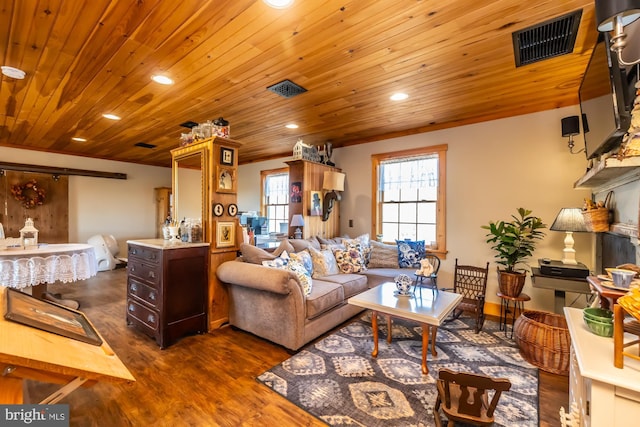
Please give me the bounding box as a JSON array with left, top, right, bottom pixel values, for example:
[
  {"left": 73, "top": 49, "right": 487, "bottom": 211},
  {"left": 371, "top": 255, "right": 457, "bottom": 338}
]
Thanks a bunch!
[{"left": 0, "top": 244, "right": 98, "bottom": 289}]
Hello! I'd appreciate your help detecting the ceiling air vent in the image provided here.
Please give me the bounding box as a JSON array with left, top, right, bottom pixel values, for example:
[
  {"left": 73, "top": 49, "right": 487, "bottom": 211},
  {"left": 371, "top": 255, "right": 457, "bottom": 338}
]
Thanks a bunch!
[
  {"left": 135, "top": 142, "right": 156, "bottom": 149},
  {"left": 513, "top": 10, "right": 582, "bottom": 67},
  {"left": 267, "top": 79, "right": 307, "bottom": 98}
]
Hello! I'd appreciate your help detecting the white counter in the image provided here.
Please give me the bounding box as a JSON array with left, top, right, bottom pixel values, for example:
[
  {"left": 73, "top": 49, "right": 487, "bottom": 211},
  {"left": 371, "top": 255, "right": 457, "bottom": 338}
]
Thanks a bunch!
[
  {"left": 126, "top": 239, "right": 210, "bottom": 250},
  {"left": 565, "top": 307, "right": 640, "bottom": 426}
]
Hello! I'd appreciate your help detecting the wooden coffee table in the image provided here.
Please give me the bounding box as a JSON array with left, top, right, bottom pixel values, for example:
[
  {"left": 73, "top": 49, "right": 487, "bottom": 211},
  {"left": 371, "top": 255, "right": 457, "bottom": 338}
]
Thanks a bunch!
[{"left": 348, "top": 282, "right": 462, "bottom": 374}]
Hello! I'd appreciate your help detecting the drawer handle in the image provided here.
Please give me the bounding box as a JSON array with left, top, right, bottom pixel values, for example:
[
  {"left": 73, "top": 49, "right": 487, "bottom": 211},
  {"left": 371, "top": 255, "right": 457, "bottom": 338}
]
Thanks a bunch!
[
  {"left": 147, "top": 314, "right": 155, "bottom": 323},
  {"left": 128, "top": 304, "right": 135, "bottom": 312},
  {"left": 131, "top": 248, "right": 138, "bottom": 255},
  {"left": 130, "top": 266, "right": 135, "bottom": 272},
  {"left": 149, "top": 292, "right": 156, "bottom": 301},
  {"left": 148, "top": 271, "right": 155, "bottom": 279},
  {"left": 149, "top": 253, "right": 157, "bottom": 260},
  {"left": 130, "top": 283, "right": 138, "bottom": 292}
]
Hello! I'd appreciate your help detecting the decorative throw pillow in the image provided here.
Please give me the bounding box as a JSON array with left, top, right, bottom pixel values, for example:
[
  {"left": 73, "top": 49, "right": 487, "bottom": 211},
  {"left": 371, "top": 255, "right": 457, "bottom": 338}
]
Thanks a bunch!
[
  {"left": 344, "top": 234, "right": 371, "bottom": 267},
  {"left": 261, "top": 250, "right": 290, "bottom": 268},
  {"left": 290, "top": 250, "right": 313, "bottom": 276},
  {"left": 396, "top": 239, "right": 426, "bottom": 268},
  {"left": 367, "top": 240, "right": 399, "bottom": 269},
  {"left": 308, "top": 246, "right": 339, "bottom": 278},
  {"left": 332, "top": 245, "right": 365, "bottom": 274},
  {"left": 288, "top": 260, "right": 312, "bottom": 296}
]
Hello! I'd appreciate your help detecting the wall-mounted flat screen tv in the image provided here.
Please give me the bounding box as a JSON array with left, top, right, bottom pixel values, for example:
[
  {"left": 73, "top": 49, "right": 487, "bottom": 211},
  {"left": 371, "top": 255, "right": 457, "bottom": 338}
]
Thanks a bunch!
[{"left": 579, "top": 34, "right": 635, "bottom": 159}]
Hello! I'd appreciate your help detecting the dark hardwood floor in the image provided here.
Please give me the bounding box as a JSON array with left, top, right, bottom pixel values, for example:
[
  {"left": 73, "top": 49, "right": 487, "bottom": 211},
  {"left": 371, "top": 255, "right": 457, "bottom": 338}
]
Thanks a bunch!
[{"left": 26, "top": 269, "right": 568, "bottom": 426}]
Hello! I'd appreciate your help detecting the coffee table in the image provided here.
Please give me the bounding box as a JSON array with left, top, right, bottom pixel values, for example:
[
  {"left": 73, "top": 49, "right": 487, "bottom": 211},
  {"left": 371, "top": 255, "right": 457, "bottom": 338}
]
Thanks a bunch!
[{"left": 348, "top": 282, "right": 462, "bottom": 374}]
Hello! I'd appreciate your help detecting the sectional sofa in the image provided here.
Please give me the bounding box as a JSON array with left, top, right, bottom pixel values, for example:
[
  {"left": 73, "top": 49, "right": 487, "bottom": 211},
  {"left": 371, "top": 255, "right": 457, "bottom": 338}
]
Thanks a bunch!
[{"left": 216, "top": 236, "right": 421, "bottom": 351}]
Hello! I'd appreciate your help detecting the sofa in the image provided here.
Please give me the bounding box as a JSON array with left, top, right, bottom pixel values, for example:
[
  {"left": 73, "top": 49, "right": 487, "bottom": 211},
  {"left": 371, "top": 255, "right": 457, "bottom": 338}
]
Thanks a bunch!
[{"left": 216, "top": 235, "right": 428, "bottom": 351}]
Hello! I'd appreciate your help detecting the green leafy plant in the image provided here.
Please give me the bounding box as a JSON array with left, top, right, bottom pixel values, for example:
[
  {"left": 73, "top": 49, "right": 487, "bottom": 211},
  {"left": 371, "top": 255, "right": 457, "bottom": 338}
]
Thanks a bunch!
[{"left": 481, "top": 208, "right": 546, "bottom": 273}]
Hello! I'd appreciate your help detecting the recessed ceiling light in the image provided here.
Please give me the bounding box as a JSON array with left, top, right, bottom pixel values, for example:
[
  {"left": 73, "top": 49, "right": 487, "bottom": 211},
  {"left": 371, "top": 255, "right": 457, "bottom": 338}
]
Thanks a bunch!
[
  {"left": 71, "top": 137, "right": 87, "bottom": 142},
  {"left": 390, "top": 92, "right": 409, "bottom": 101},
  {"left": 1, "top": 66, "right": 26, "bottom": 79},
  {"left": 102, "top": 113, "right": 121, "bottom": 120},
  {"left": 151, "top": 75, "right": 173, "bottom": 85},
  {"left": 263, "top": 0, "right": 294, "bottom": 9},
  {"left": 285, "top": 123, "right": 299, "bottom": 129}
]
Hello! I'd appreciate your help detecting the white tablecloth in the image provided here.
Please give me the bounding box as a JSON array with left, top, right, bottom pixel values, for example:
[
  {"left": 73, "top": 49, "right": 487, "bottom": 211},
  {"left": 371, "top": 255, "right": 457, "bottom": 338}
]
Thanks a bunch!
[{"left": 0, "top": 244, "right": 97, "bottom": 289}]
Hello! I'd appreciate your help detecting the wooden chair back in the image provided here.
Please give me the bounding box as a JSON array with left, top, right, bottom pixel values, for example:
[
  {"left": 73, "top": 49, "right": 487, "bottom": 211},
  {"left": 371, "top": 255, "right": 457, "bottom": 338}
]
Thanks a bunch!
[
  {"left": 436, "top": 368, "right": 511, "bottom": 426},
  {"left": 453, "top": 259, "right": 489, "bottom": 301}
]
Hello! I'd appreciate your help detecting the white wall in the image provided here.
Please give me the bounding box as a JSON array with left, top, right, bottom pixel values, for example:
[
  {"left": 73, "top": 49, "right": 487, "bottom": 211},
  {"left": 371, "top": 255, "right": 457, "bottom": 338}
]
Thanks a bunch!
[
  {"left": 239, "top": 106, "right": 597, "bottom": 312},
  {"left": 237, "top": 157, "right": 293, "bottom": 213},
  {"left": 0, "top": 147, "right": 171, "bottom": 255}
]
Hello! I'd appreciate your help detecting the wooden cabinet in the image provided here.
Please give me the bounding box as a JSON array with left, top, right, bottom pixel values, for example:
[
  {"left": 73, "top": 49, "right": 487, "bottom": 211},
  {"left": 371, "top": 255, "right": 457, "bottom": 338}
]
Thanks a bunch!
[
  {"left": 170, "top": 137, "right": 241, "bottom": 330},
  {"left": 126, "top": 239, "right": 209, "bottom": 348},
  {"left": 565, "top": 307, "right": 640, "bottom": 426},
  {"left": 286, "top": 160, "right": 341, "bottom": 239}
]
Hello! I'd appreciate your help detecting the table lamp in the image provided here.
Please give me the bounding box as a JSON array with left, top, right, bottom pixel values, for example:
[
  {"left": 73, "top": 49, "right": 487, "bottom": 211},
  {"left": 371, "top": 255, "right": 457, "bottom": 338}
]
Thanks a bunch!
[
  {"left": 550, "top": 208, "right": 588, "bottom": 265},
  {"left": 290, "top": 214, "right": 305, "bottom": 239}
]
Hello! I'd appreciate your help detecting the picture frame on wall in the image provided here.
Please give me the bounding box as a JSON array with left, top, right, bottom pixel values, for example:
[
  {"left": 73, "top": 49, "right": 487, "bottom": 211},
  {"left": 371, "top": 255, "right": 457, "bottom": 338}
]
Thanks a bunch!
[
  {"left": 220, "top": 147, "right": 234, "bottom": 166},
  {"left": 217, "top": 166, "right": 236, "bottom": 193},
  {"left": 290, "top": 181, "right": 302, "bottom": 203},
  {"left": 216, "top": 221, "right": 235, "bottom": 248},
  {"left": 309, "top": 191, "right": 322, "bottom": 216}
]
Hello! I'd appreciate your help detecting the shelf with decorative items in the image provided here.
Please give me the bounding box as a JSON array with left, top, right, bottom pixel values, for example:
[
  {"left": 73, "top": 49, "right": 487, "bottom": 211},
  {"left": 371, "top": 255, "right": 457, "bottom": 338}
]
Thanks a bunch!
[{"left": 574, "top": 155, "right": 640, "bottom": 192}]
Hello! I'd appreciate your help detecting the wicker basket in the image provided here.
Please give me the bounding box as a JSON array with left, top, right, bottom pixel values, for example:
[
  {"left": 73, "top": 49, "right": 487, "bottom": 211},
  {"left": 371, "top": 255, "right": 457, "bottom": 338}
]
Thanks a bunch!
[
  {"left": 582, "top": 208, "right": 609, "bottom": 232},
  {"left": 513, "top": 310, "right": 571, "bottom": 376},
  {"left": 582, "top": 191, "right": 612, "bottom": 232}
]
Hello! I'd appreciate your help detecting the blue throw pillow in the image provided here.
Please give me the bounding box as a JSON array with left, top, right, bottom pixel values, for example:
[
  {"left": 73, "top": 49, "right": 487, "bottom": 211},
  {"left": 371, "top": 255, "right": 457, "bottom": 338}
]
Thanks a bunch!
[{"left": 396, "top": 240, "right": 426, "bottom": 268}]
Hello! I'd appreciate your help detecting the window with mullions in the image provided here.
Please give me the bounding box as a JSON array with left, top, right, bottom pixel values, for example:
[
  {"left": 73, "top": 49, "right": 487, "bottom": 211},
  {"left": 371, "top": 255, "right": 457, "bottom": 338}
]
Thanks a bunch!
[
  {"left": 261, "top": 169, "right": 289, "bottom": 234},
  {"left": 372, "top": 145, "right": 447, "bottom": 255}
]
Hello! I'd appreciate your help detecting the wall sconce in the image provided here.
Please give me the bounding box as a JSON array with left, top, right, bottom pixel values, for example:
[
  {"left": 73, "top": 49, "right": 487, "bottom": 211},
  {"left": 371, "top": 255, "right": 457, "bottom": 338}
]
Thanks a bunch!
[
  {"left": 290, "top": 214, "right": 305, "bottom": 239},
  {"left": 550, "top": 208, "right": 588, "bottom": 265},
  {"left": 595, "top": 0, "right": 640, "bottom": 66},
  {"left": 322, "top": 171, "right": 345, "bottom": 222},
  {"left": 561, "top": 116, "right": 584, "bottom": 154}
]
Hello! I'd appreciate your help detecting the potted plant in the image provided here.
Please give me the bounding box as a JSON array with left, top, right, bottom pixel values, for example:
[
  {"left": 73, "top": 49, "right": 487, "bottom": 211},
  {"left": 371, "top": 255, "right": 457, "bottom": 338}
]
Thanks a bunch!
[{"left": 482, "top": 208, "right": 546, "bottom": 297}]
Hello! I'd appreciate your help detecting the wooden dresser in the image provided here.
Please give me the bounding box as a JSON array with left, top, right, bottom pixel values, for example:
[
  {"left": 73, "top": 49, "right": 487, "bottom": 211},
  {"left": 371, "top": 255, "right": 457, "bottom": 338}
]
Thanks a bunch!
[{"left": 126, "top": 239, "right": 209, "bottom": 348}]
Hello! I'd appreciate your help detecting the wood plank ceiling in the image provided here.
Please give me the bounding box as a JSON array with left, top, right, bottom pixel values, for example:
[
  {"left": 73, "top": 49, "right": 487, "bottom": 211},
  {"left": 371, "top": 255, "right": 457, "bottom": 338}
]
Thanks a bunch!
[{"left": 0, "top": 0, "right": 599, "bottom": 167}]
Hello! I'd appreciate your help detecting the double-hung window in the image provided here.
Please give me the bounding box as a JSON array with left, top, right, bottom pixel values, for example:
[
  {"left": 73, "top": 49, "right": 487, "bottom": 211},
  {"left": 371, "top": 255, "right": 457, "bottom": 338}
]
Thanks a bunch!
[
  {"left": 261, "top": 168, "right": 289, "bottom": 234},
  {"left": 372, "top": 145, "right": 447, "bottom": 256}
]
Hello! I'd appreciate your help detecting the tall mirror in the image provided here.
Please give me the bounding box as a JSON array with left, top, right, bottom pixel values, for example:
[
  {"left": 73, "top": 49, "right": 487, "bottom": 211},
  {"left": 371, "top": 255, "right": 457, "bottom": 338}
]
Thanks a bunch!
[{"left": 172, "top": 146, "right": 207, "bottom": 239}]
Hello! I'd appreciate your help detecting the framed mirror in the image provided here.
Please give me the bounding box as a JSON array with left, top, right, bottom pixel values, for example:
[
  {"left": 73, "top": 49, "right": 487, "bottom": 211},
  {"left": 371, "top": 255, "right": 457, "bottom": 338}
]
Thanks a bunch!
[{"left": 172, "top": 145, "right": 207, "bottom": 240}]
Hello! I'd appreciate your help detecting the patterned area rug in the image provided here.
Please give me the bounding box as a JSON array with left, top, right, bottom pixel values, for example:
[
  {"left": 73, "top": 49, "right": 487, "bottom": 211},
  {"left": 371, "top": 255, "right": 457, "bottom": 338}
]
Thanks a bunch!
[{"left": 258, "top": 312, "right": 538, "bottom": 427}]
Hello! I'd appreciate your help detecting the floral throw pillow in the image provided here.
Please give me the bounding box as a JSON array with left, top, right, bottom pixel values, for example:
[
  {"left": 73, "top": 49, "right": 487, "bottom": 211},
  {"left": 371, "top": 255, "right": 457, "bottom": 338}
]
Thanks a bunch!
[
  {"left": 290, "top": 250, "right": 313, "bottom": 276},
  {"left": 261, "top": 251, "right": 290, "bottom": 269},
  {"left": 308, "top": 246, "right": 339, "bottom": 278},
  {"left": 333, "top": 244, "right": 365, "bottom": 273},
  {"left": 288, "top": 260, "right": 312, "bottom": 296},
  {"left": 344, "top": 235, "right": 371, "bottom": 268},
  {"left": 396, "top": 240, "right": 426, "bottom": 268}
]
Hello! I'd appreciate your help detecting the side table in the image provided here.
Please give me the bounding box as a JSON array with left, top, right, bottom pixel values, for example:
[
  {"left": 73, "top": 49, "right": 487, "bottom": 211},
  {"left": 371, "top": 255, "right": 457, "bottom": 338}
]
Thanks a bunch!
[{"left": 497, "top": 292, "right": 530, "bottom": 338}]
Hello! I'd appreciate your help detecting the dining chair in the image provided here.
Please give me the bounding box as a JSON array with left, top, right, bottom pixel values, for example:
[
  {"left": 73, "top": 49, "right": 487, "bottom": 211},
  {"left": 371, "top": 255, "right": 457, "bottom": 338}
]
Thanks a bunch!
[
  {"left": 434, "top": 368, "right": 512, "bottom": 427},
  {"left": 444, "top": 259, "right": 490, "bottom": 333}
]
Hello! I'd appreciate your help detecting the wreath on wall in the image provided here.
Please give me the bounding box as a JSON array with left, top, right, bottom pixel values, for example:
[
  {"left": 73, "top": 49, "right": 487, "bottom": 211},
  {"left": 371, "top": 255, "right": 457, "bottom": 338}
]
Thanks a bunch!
[{"left": 11, "top": 179, "right": 46, "bottom": 209}]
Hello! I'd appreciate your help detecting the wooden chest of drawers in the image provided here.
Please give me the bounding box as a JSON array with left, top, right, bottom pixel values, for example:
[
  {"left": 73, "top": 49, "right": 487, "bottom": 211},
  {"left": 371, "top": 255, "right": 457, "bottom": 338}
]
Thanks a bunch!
[{"left": 126, "top": 240, "right": 209, "bottom": 348}]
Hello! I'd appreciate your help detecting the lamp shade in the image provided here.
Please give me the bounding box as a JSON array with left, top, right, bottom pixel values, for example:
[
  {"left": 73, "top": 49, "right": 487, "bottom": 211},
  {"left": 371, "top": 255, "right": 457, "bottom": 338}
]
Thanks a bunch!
[
  {"left": 561, "top": 116, "right": 580, "bottom": 137},
  {"left": 322, "top": 171, "right": 345, "bottom": 191},
  {"left": 290, "top": 214, "right": 305, "bottom": 227},
  {"left": 595, "top": 0, "right": 640, "bottom": 31},
  {"left": 550, "top": 208, "right": 588, "bottom": 232}
]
